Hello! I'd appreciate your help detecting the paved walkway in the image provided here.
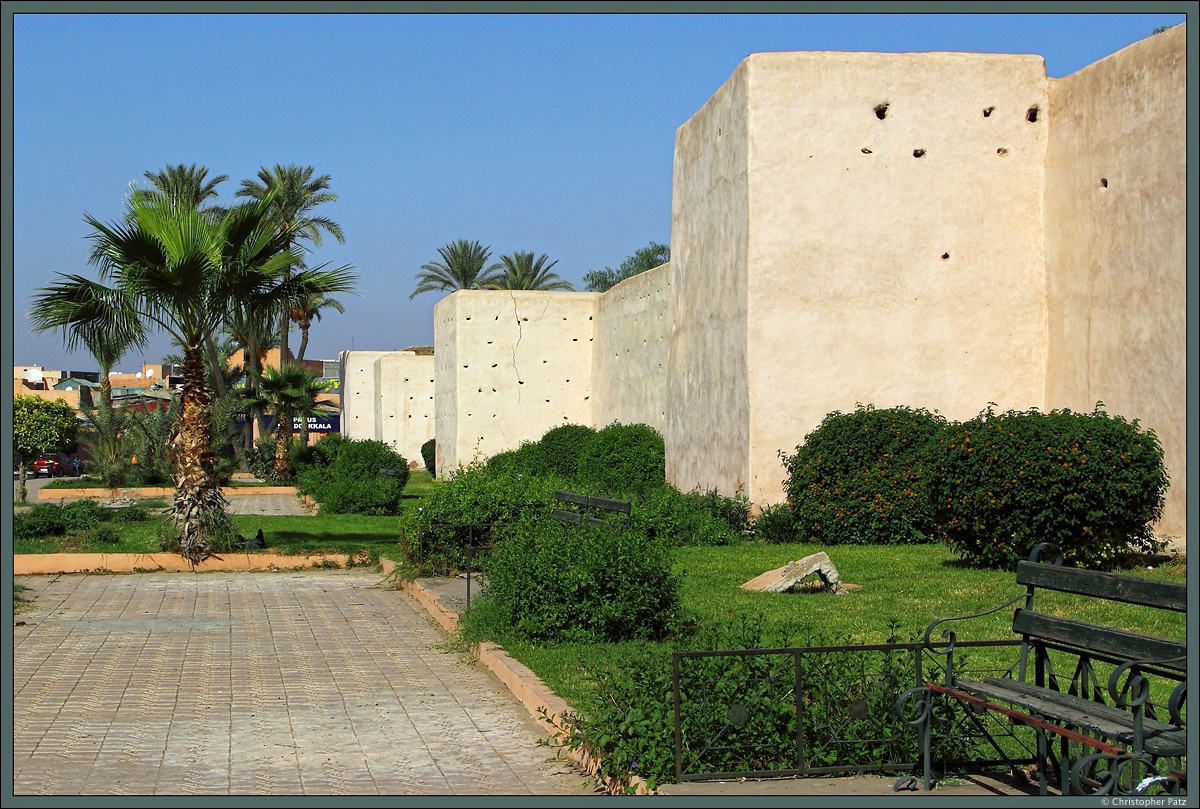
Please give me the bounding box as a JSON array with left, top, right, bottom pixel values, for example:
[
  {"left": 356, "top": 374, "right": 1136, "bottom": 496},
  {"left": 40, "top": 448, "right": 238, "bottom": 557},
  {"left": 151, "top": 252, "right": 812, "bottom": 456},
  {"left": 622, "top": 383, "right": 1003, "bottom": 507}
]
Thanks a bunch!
[
  {"left": 12, "top": 571, "right": 595, "bottom": 796},
  {"left": 224, "top": 492, "right": 311, "bottom": 516}
]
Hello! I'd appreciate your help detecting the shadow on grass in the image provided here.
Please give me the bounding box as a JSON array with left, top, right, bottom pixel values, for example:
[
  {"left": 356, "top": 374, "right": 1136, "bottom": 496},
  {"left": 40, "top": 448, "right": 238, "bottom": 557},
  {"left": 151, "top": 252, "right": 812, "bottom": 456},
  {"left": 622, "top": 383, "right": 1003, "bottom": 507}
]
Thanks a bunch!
[{"left": 268, "top": 531, "right": 398, "bottom": 544}]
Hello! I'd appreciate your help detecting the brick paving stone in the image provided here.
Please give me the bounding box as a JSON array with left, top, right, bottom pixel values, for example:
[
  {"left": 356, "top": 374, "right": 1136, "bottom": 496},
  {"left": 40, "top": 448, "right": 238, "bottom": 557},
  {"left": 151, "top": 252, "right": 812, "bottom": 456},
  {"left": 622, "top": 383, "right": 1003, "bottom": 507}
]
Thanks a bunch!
[{"left": 13, "top": 571, "right": 595, "bottom": 796}]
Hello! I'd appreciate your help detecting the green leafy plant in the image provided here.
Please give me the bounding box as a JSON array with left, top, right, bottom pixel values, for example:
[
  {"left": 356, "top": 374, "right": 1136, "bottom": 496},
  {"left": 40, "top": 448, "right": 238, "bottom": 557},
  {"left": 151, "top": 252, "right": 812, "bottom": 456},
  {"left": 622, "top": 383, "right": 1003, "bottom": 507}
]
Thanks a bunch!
[
  {"left": 61, "top": 498, "right": 104, "bottom": 533},
  {"left": 926, "top": 403, "right": 1169, "bottom": 569},
  {"left": 480, "top": 513, "right": 682, "bottom": 644},
  {"left": 89, "top": 524, "right": 121, "bottom": 544},
  {"left": 632, "top": 486, "right": 741, "bottom": 547},
  {"left": 782, "top": 404, "right": 946, "bottom": 545},
  {"left": 295, "top": 438, "right": 410, "bottom": 515},
  {"left": 576, "top": 422, "right": 665, "bottom": 497},
  {"left": 537, "top": 423, "right": 596, "bottom": 479},
  {"left": 14, "top": 504, "right": 68, "bottom": 540},
  {"left": 421, "top": 438, "right": 436, "bottom": 477},
  {"left": 752, "top": 502, "right": 797, "bottom": 544},
  {"left": 484, "top": 441, "right": 543, "bottom": 477}
]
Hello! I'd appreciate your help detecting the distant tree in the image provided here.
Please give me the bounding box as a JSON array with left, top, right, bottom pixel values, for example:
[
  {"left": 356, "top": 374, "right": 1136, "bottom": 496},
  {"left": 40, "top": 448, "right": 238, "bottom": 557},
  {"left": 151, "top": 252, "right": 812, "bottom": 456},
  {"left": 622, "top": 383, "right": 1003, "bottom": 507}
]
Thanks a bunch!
[
  {"left": 489, "top": 251, "right": 574, "bottom": 291},
  {"left": 1152, "top": 25, "right": 1171, "bottom": 34},
  {"left": 583, "top": 241, "right": 670, "bottom": 292},
  {"left": 132, "top": 163, "right": 229, "bottom": 217},
  {"left": 236, "top": 165, "right": 346, "bottom": 362},
  {"left": 14, "top": 395, "right": 78, "bottom": 503},
  {"left": 290, "top": 293, "right": 345, "bottom": 362},
  {"left": 249, "top": 363, "right": 331, "bottom": 481},
  {"left": 410, "top": 239, "right": 503, "bottom": 298}
]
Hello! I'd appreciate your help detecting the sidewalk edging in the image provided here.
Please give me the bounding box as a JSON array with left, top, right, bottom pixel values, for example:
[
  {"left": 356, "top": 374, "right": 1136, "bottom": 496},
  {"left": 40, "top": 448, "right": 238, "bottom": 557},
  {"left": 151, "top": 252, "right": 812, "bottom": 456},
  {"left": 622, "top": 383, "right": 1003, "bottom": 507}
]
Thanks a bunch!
[
  {"left": 35, "top": 485, "right": 301, "bottom": 501},
  {"left": 13, "top": 552, "right": 363, "bottom": 575},
  {"left": 397, "top": 573, "right": 654, "bottom": 796}
]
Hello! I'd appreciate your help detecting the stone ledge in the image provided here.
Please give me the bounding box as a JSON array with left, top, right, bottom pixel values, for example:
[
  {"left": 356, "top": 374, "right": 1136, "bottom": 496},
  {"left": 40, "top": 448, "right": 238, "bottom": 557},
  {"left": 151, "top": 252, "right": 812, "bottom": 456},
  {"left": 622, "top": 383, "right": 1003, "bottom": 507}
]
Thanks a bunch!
[
  {"left": 36, "top": 486, "right": 300, "bottom": 501},
  {"left": 13, "top": 552, "right": 356, "bottom": 574}
]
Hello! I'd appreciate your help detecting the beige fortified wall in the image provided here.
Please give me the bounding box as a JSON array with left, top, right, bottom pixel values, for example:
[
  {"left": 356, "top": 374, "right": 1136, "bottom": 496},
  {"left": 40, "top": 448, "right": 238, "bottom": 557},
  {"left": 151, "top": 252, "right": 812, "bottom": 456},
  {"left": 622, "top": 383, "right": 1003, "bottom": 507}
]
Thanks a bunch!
[
  {"left": 339, "top": 349, "right": 435, "bottom": 463},
  {"left": 349, "top": 28, "right": 1187, "bottom": 544},
  {"left": 433, "top": 291, "right": 600, "bottom": 472},
  {"left": 1042, "top": 25, "right": 1188, "bottom": 542},
  {"left": 593, "top": 264, "right": 670, "bottom": 432}
]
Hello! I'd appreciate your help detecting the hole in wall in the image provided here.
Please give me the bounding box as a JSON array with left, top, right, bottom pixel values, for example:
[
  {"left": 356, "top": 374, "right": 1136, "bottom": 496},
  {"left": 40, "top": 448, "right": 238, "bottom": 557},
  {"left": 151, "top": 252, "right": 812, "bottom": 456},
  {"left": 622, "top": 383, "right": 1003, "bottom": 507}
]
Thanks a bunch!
[
  {"left": 861, "top": 148, "right": 872, "bottom": 154},
  {"left": 874, "top": 103, "right": 889, "bottom": 119},
  {"left": 518, "top": 381, "right": 524, "bottom": 385},
  {"left": 983, "top": 106, "right": 994, "bottom": 117},
  {"left": 1026, "top": 106, "right": 1039, "bottom": 122},
  {"left": 913, "top": 149, "right": 926, "bottom": 158},
  {"left": 1100, "top": 178, "right": 1108, "bottom": 189},
  {"left": 996, "top": 148, "right": 1008, "bottom": 156},
  {"left": 942, "top": 253, "right": 950, "bottom": 260}
]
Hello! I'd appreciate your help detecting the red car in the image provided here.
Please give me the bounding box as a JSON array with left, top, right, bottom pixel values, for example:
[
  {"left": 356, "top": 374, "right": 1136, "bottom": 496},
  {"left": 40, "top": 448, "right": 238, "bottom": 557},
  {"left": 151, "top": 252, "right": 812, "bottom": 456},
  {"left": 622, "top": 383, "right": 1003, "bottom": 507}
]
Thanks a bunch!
[{"left": 31, "top": 452, "right": 73, "bottom": 478}]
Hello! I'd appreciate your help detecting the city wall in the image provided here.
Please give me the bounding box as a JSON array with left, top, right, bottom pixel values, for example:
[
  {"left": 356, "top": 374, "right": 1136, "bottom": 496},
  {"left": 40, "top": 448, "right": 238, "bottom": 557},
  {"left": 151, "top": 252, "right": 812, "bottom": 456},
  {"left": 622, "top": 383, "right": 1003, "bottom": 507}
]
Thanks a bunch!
[
  {"left": 339, "top": 349, "right": 435, "bottom": 464},
  {"left": 345, "top": 27, "right": 1187, "bottom": 544}
]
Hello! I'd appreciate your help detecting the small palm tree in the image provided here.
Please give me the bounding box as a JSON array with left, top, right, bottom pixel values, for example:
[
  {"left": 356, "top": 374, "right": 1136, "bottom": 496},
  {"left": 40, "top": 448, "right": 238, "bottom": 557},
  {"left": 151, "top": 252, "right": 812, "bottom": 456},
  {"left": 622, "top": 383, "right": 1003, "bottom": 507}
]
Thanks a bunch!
[
  {"left": 410, "top": 239, "right": 503, "bottom": 299},
  {"left": 249, "top": 363, "right": 332, "bottom": 481},
  {"left": 490, "top": 251, "right": 574, "bottom": 291}
]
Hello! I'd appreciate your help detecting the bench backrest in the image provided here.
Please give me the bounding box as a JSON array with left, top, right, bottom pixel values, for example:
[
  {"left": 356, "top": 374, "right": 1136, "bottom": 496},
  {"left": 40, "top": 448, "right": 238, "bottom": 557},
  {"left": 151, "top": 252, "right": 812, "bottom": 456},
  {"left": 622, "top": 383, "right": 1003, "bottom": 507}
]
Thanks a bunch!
[
  {"left": 552, "top": 490, "right": 631, "bottom": 528},
  {"left": 1012, "top": 561, "right": 1186, "bottom": 673}
]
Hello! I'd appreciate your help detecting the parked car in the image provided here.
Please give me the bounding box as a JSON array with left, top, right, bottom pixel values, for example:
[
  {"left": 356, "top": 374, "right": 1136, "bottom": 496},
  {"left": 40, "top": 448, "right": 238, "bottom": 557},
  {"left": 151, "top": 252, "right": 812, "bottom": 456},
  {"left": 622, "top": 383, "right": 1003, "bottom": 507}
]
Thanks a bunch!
[{"left": 31, "top": 452, "right": 73, "bottom": 478}]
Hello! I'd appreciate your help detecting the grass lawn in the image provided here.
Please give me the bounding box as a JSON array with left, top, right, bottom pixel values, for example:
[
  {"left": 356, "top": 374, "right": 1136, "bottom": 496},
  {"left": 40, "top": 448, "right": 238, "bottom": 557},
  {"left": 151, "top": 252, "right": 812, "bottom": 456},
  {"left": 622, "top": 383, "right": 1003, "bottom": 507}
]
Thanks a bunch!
[{"left": 466, "top": 542, "right": 1187, "bottom": 714}]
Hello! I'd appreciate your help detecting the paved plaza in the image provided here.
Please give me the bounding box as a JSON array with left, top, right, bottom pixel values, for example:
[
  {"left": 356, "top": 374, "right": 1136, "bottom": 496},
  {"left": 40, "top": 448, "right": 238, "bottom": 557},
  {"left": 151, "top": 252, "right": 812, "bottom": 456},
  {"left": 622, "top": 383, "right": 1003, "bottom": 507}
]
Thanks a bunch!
[{"left": 12, "top": 570, "right": 595, "bottom": 796}]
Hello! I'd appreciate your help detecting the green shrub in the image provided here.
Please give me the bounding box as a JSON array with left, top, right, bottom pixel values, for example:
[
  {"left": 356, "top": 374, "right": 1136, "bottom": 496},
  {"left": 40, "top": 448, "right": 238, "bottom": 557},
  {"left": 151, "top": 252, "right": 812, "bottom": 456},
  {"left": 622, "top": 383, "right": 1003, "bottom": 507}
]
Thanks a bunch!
[
  {"left": 111, "top": 505, "right": 151, "bottom": 523},
  {"left": 926, "top": 404, "right": 1169, "bottom": 569},
  {"left": 753, "top": 502, "right": 798, "bottom": 544},
  {"left": 782, "top": 404, "right": 946, "bottom": 545},
  {"left": 421, "top": 438, "right": 436, "bottom": 477},
  {"left": 400, "top": 463, "right": 565, "bottom": 573},
  {"left": 61, "top": 499, "right": 103, "bottom": 532},
  {"left": 89, "top": 524, "right": 121, "bottom": 544},
  {"left": 632, "top": 486, "right": 741, "bottom": 547},
  {"left": 244, "top": 434, "right": 279, "bottom": 480},
  {"left": 576, "top": 422, "right": 665, "bottom": 497},
  {"left": 481, "top": 513, "right": 682, "bottom": 644},
  {"left": 297, "top": 470, "right": 404, "bottom": 516},
  {"left": 538, "top": 423, "right": 596, "bottom": 479},
  {"left": 14, "top": 504, "right": 67, "bottom": 540},
  {"left": 291, "top": 432, "right": 347, "bottom": 474},
  {"left": 684, "top": 487, "right": 752, "bottom": 534},
  {"left": 295, "top": 438, "right": 410, "bottom": 515},
  {"left": 485, "top": 441, "right": 542, "bottom": 477}
]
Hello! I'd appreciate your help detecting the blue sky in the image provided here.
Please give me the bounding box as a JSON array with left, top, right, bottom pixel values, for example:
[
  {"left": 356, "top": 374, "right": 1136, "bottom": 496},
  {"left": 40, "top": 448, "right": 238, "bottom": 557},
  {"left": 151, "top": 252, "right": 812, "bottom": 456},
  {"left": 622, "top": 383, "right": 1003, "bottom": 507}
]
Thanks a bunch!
[{"left": 9, "top": 10, "right": 1189, "bottom": 373}]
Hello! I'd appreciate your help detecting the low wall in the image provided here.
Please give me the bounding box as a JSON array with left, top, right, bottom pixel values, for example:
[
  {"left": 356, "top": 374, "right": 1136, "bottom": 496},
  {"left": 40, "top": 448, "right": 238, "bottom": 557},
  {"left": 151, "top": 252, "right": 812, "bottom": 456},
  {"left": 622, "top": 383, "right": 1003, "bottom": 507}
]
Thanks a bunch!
[
  {"left": 36, "top": 486, "right": 300, "bottom": 502},
  {"left": 13, "top": 552, "right": 354, "bottom": 574}
]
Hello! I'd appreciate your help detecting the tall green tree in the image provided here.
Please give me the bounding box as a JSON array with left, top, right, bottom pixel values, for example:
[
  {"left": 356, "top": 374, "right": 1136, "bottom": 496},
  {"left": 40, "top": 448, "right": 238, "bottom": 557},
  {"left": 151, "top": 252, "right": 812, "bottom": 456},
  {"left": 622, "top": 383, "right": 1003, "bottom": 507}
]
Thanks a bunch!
[
  {"left": 583, "top": 241, "right": 670, "bottom": 292},
  {"left": 489, "top": 252, "right": 574, "bottom": 291},
  {"left": 410, "top": 239, "right": 503, "bottom": 298},
  {"left": 236, "top": 165, "right": 345, "bottom": 362},
  {"left": 30, "top": 193, "right": 357, "bottom": 562},
  {"left": 132, "top": 163, "right": 229, "bottom": 217},
  {"left": 13, "top": 395, "right": 78, "bottom": 503}
]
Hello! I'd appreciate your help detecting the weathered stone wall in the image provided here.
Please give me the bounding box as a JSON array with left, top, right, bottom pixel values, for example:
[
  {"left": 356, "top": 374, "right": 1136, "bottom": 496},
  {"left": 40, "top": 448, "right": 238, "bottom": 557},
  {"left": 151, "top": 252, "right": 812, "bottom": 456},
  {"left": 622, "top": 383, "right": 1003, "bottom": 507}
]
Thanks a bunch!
[
  {"left": 667, "top": 60, "right": 752, "bottom": 498},
  {"left": 592, "top": 264, "right": 670, "bottom": 432},
  {"left": 737, "top": 51, "right": 1049, "bottom": 507},
  {"left": 434, "top": 290, "right": 599, "bottom": 473},
  {"left": 339, "top": 349, "right": 434, "bottom": 464},
  {"left": 1043, "top": 24, "right": 1187, "bottom": 543}
]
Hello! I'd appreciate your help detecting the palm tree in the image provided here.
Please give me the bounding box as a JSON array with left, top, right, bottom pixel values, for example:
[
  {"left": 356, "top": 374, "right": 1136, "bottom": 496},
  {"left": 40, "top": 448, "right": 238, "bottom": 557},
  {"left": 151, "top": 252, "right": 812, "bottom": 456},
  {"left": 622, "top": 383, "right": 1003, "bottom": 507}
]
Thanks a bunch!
[
  {"left": 290, "top": 293, "right": 345, "bottom": 362},
  {"left": 132, "top": 163, "right": 229, "bottom": 217},
  {"left": 489, "top": 251, "right": 575, "bottom": 291},
  {"left": 30, "top": 193, "right": 357, "bottom": 563},
  {"left": 249, "top": 363, "right": 332, "bottom": 481},
  {"left": 235, "top": 165, "right": 345, "bottom": 361},
  {"left": 410, "top": 239, "right": 503, "bottom": 299}
]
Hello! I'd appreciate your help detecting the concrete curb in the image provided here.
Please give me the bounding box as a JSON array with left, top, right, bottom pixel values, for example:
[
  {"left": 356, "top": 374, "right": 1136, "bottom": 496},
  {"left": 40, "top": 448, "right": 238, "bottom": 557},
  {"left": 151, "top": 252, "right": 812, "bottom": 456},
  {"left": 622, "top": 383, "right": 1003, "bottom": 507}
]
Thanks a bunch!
[
  {"left": 393, "top": 571, "right": 654, "bottom": 796},
  {"left": 13, "top": 552, "right": 366, "bottom": 575},
  {"left": 36, "top": 485, "right": 301, "bottom": 501}
]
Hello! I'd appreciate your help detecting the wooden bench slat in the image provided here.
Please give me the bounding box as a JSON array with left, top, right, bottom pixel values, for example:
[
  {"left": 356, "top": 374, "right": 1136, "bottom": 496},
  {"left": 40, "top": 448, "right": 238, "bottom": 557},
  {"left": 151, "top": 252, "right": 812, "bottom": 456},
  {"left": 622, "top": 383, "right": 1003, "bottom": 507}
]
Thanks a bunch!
[
  {"left": 956, "top": 678, "right": 1188, "bottom": 758},
  {"left": 1016, "top": 562, "right": 1188, "bottom": 611},
  {"left": 588, "top": 496, "right": 632, "bottom": 515},
  {"left": 1012, "top": 610, "right": 1187, "bottom": 670},
  {"left": 553, "top": 490, "right": 590, "bottom": 507}
]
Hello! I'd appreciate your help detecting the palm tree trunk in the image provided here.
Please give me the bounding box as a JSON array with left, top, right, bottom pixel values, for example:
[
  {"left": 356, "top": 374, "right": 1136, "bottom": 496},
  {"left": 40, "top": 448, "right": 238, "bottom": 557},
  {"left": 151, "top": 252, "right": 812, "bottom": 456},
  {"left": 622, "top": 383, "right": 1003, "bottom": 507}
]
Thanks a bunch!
[
  {"left": 100, "top": 370, "right": 112, "bottom": 411},
  {"left": 17, "top": 453, "right": 28, "bottom": 503},
  {"left": 171, "top": 346, "right": 228, "bottom": 563},
  {"left": 297, "top": 318, "right": 310, "bottom": 362},
  {"left": 273, "top": 406, "right": 292, "bottom": 481}
]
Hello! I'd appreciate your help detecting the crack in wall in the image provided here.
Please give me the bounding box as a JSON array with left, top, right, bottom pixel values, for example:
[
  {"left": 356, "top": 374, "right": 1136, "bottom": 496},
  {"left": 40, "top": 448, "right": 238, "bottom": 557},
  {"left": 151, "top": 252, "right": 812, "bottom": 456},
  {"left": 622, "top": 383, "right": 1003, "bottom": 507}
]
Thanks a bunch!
[{"left": 509, "top": 291, "right": 522, "bottom": 409}]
